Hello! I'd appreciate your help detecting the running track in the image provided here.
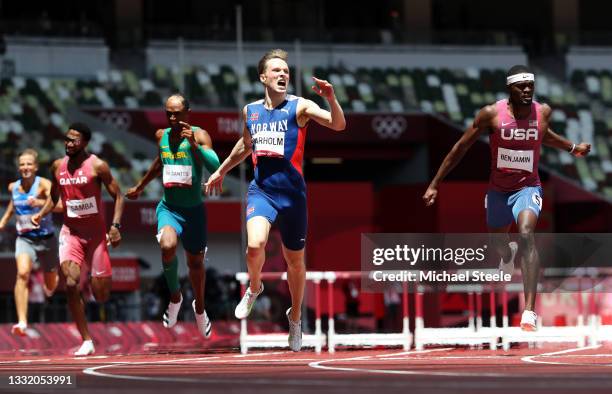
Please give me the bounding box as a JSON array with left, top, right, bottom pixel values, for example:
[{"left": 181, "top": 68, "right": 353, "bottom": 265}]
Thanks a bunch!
[{"left": 0, "top": 344, "right": 611, "bottom": 393}]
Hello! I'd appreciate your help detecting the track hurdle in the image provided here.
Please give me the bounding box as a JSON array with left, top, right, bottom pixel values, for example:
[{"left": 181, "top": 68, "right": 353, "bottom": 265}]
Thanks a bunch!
[
  {"left": 413, "top": 280, "right": 499, "bottom": 350},
  {"left": 324, "top": 271, "right": 412, "bottom": 353},
  {"left": 235, "top": 271, "right": 327, "bottom": 354},
  {"left": 500, "top": 282, "right": 590, "bottom": 350}
]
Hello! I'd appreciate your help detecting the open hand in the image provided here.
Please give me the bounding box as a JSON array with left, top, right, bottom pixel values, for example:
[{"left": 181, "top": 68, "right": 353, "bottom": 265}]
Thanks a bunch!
[{"left": 311, "top": 77, "right": 335, "bottom": 100}]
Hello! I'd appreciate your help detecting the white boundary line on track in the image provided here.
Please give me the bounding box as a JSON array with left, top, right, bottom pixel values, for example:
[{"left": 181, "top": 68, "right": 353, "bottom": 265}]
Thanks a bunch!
[
  {"left": 81, "top": 363, "right": 416, "bottom": 387},
  {"left": 83, "top": 365, "right": 211, "bottom": 384},
  {"left": 308, "top": 348, "right": 517, "bottom": 378},
  {"left": 80, "top": 352, "right": 325, "bottom": 382},
  {"left": 521, "top": 345, "right": 612, "bottom": 367},
  {"left": 82, "top": 349, "right": 456, "bottom": 383},
  {"left": 164, "top": 356, "right": 220, "bottom": 363},
  {"left": 4, "top": 345, "right": 610, "bottom": 383},
  {"left": 373, "top": 349, "right": 448, "bottom": 358},
  {"left": 378, "top": 355, "right": 512, "bottom": 360},
  {"left": 233, "top": 351, "right": 287, "bottom": 358}
]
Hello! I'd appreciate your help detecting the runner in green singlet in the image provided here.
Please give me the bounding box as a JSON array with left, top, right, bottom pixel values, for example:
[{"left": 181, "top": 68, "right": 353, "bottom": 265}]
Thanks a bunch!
[{"left": 126, "top": 94, "right": 220, "bottom": 338}]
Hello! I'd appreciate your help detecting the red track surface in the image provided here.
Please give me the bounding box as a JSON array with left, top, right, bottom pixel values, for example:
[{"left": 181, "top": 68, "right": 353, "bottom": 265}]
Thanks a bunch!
[{"left": 0, "top": 343, "right": 611, "bottom": 394}]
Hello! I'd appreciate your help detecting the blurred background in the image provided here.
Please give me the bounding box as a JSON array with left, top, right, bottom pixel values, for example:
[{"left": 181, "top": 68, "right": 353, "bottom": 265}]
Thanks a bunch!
[{"left": 0, "top": 0, "right": 610, "bottom": 348}]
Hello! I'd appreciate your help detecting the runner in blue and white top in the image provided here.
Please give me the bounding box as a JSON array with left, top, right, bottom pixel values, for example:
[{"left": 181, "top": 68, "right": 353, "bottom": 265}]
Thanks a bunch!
[
  {"left": 0, "top": 149, "right": 61, "bottom": 336},
  {"left": 206, "top": 49, "right": 346, "bottom": 352}
]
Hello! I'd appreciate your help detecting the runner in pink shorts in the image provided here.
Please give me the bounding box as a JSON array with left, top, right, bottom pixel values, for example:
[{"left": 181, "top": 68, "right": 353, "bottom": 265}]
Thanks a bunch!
[{"left": 33, "top": 122, "right": 124, "bottom": 356}]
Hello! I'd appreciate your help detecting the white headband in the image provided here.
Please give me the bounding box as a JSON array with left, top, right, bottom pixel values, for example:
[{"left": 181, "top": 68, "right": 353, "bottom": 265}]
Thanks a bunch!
[{"left": 506, "top": 73, "right": 535, "bottom": 86}]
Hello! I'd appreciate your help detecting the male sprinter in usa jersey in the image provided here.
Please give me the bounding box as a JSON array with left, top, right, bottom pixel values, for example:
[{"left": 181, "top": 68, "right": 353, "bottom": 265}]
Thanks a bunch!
[
  {"left": 206, "top": 49, "right": 346, "bottom": 351},
  {"left": 423, "top": 65, "right": 590, "bottom": 331}
]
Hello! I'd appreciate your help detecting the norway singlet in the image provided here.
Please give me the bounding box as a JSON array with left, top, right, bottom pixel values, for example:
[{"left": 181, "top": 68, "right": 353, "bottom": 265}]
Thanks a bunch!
[{"left": 244, "top": 95, "right": 308, "bottom": 250}]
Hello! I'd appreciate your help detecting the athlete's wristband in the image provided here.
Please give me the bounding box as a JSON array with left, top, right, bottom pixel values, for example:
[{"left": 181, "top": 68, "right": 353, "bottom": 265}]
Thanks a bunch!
[
  {"left": 197, "top": 146, "right": 221, "bottom": 173},
  {"left": 111, "top": 223, "right": 121, "bottom": 229},
  {"left": 569, "top": 143, "right": 576, "bottom": 154}
]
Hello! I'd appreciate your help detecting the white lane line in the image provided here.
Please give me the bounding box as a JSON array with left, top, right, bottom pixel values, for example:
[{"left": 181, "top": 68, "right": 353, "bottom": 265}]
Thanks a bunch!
[
  {"left": 0, "top": 354, "right": 112, "bottom": 364},
  {"left": 232, "top": 351, "right": 287, "bottom": 358},
  {"left": 0, "top": 365, "right": 85, "bottom": 371},
  {"left": 82, "top": 351, "right": 447, "bottom": 384},
  {"left": 82, "top": 364, "right": 411, "bottom": 387},
  {"left": 165, "top": 356, "right": 220, "bottom": 363},
  {"left": 378, "top": 355, "right": 511, "bottom": 361},
  {"left": 308, "top": 348, "right": 511, "bottom": 377},
  {"left": 521, "top": 345, "right": 612, "bottom": 367},
  {"left": 374, "top": 348, "right": 453, "bottom": 358},
  {"left": 18, "top": 359, "right": 51, "bottom": 363},
  {"left": 83, "top": 364, "right": 205, "bottom": 383},
  {"left": 82, "top": 358, "right": 320, "bottom": 369},
  {"left": 553, "top": 354, "right": 612, "bottom": 358}
]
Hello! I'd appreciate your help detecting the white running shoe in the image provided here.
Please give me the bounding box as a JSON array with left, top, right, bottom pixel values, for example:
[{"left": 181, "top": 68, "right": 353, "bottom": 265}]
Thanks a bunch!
[
  {"left": 499, "top": 241, "right": 518, "bottom": 277},
  {"left": 286, "top": 308, "right": 302, "bottom": 352},
  {"left": 74, "top": 340, "right": 95, "bottom": 356},
  {"left": 234, "top": 283, "right": 264, "bottom": 319},
  {"left": 192, "top": 300, "right": 212, "bottom": 339},
  {"left": 163, "top": 294, "right": 183, "bottom": 328},
  {"left": 11, "top": 322, "right": 27, "bottom": 337},
  {"left": 520, "top": 310, "right": 538, "bottom": 331}
]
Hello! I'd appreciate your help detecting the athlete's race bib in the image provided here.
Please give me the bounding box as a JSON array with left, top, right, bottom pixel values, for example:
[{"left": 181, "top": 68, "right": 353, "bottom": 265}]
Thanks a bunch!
[
  {"left": 15, "top": 214, "right": 35, "bottom": 233},
  {"left": 252, "top": 131, "right": 285, "bottom": 157},
  {"left": 66, "top": 196, "right": 99, "bottom": 218},
  {"left": 497, "top": 147, "right": 534, "bottom": 173},
  {"left": 163, "top": 165, "right": 192, "bottom": 187}
]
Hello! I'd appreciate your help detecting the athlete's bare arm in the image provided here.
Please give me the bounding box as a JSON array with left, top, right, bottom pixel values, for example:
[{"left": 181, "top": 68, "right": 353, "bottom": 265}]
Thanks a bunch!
[
  {"left": 540, "top": 104, "right": 591, "bottom": 156},
  {"left": 178, "top": 121, "right": 214, "bottom": 168},
  {"left": 205, "top": 106, "right": 253, "bottom": 195},
  {"left": 544, "top": 129, "right": 591, "bottom": 156},
  {"left": 180, "top": 122, "right": 213, "bottom": 149},
  {"left": 36, "top": 178, "right": 63, "bottom": 212},
  {"left": 125, "top": 129, "right": 165, "bottom": 200},
  {"left": 423, "top": 105, "right": 497, "bottom": 206},
  {"left": 125, "top": 156, "right": 161, "bottom": 200},
  {"left": 32, "top": 159, "right": 62, "bottom": 225},
  {"left": 94, "top": 158, "right": 124, "bottom": 248},
  {"left": 297, "top": 77, "right": 346, "bottom": 131},
  {"left": 0, "top": 184, "right": 15, "bottom": 230},
  {"left": 28, "top": 179, "right": 48, "bottom": 208}
]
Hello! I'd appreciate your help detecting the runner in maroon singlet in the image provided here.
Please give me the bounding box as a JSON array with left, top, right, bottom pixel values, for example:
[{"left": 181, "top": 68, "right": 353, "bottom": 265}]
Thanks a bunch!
[
  {"left": 423, "top": 65, "right": 591, "bottom": 331},
  {"left": 33, "top": 123, "right": 124, "bottom": 355}
]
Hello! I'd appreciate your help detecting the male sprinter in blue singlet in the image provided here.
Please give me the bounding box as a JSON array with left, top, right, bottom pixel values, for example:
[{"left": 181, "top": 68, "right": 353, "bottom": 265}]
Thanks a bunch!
[
  {"left": 206, "top": 49, "right": 346, "bottom": 351},
  {"left": 126, "top": 94, "right": 220, "bottom": 338},
  {"left": 0, "top": 149, "right": 61, "bottom": 336}
]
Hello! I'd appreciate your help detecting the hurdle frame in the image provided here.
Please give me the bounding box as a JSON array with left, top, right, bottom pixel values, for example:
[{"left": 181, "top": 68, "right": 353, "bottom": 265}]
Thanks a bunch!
[
  {"left": 413, "top": 282, "right": 499, "bottom": 350},
  {"left": 500, "top": 283, "right": 591, "bottom": 350},
  {"left": 235, "top": 271, "right": 327, "bottom": 354},
  {"left": 324, "top": 271, "right": 412, "bottom": 353}
]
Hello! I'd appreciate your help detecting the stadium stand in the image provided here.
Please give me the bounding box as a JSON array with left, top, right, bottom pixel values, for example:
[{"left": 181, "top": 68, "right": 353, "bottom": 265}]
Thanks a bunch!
[{"left": 3, "top": 62, "right": 607, "bottom": 198}]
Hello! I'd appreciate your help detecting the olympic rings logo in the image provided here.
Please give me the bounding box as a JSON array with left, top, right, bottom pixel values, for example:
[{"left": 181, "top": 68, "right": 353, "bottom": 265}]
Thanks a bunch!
[
  {"left": 99, "top": 111, "right": 132, "bottom": 131},
  {"left": 371, "top": 116, "right": 407, "bottom": 139}
]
